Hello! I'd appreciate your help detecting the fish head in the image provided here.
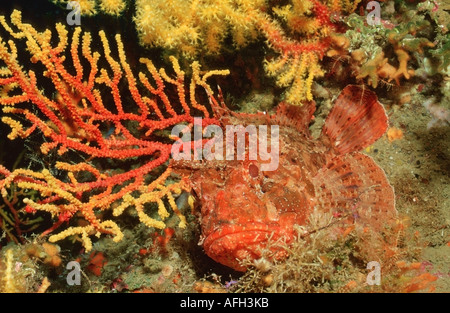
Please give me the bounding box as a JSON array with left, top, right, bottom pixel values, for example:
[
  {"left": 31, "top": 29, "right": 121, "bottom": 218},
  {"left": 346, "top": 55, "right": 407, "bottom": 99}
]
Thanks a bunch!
[{"left": 191, "top": 160, "right": 312, "bottom": 271}]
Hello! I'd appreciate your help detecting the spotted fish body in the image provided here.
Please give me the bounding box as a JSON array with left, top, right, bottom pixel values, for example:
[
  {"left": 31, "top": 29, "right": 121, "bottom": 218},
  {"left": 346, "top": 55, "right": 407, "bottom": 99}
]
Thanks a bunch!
[{"left": 182, "top": 85, "right": 396, "bottom": 271}]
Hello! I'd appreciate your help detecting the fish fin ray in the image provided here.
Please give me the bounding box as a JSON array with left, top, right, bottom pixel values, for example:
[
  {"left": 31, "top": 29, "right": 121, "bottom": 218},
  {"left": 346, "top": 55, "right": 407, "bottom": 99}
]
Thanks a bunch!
[
  {"left": 321, "top": 85, "right": 388, "bottom": 154},
  {"left": 312, "top": 153, "right": 396, "bottom": 232}
]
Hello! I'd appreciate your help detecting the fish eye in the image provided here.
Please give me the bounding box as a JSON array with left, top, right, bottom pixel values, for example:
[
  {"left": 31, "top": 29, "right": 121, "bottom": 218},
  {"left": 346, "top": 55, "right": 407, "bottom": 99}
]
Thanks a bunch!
[{"left": 248, "top": 163, "right": 259, "bottom": 178}]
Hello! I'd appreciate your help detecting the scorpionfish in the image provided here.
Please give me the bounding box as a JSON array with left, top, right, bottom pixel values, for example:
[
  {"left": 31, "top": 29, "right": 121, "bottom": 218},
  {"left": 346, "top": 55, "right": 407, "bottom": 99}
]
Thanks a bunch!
[{"left": 175, "top": 85, "right": 396, "bottom": 272}]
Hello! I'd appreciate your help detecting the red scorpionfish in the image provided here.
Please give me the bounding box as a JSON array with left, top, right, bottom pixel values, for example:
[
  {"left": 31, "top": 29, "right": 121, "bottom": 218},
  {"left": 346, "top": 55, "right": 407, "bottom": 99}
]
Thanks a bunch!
[{"left": 174, "top": 85, "right": 396, "bottom": 272}]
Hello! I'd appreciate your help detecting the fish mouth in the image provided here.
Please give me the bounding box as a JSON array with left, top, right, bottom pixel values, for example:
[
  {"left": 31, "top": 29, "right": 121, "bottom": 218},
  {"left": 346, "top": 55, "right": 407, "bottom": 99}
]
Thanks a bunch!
[{"left": 202, "top": 222, "right": 291, "bottom": 271}]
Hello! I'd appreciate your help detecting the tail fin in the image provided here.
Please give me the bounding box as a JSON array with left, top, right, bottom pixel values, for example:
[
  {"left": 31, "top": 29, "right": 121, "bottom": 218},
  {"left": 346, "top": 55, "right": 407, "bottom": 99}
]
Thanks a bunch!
[
  {"left": 321, "top": 85, "right": 388, "bottom": 155},
  {"left": 312, "top": 153, "right": 396, "bottom": 234}
]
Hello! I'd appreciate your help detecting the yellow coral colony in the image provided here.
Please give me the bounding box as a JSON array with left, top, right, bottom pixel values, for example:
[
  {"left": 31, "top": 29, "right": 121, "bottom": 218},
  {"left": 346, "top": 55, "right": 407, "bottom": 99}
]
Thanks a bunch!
[
  {"left": 53, "top": 0, "right": 98, "bottom": 16},
  {"left": 52, "top": 0, "right": 127, "bottom": 16},
  {"left": 134, "top": 0, "right": 264, "bottom": 56},
  {"left": 98, "top": 0, "right": 127, "bottom": 16},
  {"left": 133, "top": 0, "right": 360, "bottom": 105},
  {"left": 0, "top": 10, "right": 228, "bottom": 251}
]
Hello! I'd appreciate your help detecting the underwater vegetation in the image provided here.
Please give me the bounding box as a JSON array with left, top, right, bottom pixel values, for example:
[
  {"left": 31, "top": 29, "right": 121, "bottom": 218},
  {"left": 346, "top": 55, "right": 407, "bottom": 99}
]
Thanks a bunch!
[{"left": 0, "top": 0, "right": 449, "bottom": 293}]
